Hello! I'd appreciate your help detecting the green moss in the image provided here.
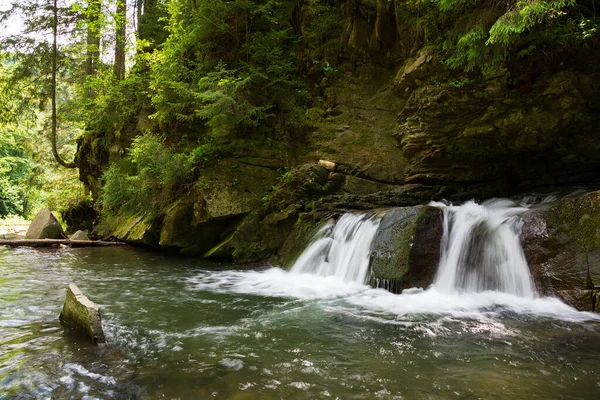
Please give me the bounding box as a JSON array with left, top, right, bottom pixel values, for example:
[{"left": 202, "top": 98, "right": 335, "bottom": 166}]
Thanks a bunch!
[
  {"left": 548, "top": 192, "right": 600, "bottom": 251},
  {"left": 96, "top": 213, "right": 160, "bottom": 246},
  {"left": 203, "top": 234, "right": 234, "bottom": 259},
  {"left": 279, "top": 214, "right": 329, "bottom": 268},
  {"left": 370, "top": 206, "right": 423, "bottom": 280}
]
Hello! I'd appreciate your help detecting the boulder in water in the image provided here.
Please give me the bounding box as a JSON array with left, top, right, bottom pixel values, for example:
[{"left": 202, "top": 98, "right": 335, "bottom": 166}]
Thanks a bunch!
[
  {"left": 369, "top": 206, "right": 443, "bottom": 292},
  {"left": 25, "top": 208, "right": 66, "bottom": 239},
  {"left": 370, "top": 206, "right": 423, "bottom": 282},
  {"left": 70, "top": 230, "right": 90, "bottom": 241},
  {"left": 59, "top": 283, "right": 106, "bottom": 344}
]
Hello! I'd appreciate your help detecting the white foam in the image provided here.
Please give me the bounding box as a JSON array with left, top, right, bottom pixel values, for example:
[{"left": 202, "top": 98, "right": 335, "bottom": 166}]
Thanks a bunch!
[
  {"left": 187, "top": 268, "right": 600, "bottom": 322},
  {"left": 64, "top": 363, "right": 116, "bottom": 386},
  {"left": 187, "top": 268, "right": 368, "bottom": 300}
]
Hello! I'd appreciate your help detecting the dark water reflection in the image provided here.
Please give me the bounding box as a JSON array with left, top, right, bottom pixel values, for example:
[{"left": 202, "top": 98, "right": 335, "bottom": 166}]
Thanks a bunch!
[{"left": 1, "top": 246, "right": 599, "bottom": 399}]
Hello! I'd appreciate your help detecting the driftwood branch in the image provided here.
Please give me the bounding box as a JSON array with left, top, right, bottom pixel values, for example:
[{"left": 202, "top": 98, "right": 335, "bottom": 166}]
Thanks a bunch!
[{"left": 0, "top": 239, "right": 127, "bottom": 248}]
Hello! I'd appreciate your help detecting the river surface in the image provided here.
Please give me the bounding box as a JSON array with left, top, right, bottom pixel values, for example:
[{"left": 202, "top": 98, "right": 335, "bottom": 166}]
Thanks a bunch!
[{"left": 1, "top": 246, "right": 600, "bottom": 399}]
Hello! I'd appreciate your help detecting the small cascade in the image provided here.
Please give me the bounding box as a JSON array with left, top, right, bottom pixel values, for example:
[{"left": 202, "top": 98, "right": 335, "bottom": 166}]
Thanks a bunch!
[
  {"left": 433, "top": 199, "right": 535, "bottom": 297},
  {"left": 372, "top": 278, "right": 403, "bottom": 294},
  {"left": 290, "top": 213, "right": 380, "bottom": 284}
]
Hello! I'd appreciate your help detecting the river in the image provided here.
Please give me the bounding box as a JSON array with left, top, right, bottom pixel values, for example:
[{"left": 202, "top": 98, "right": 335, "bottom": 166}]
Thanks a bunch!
[{"left": 1, "top": 244, "right": 600, "bottom": 399}]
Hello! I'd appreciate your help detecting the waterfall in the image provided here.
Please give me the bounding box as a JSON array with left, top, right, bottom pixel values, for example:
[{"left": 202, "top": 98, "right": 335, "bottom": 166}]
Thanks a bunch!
[
  {"left": 290, "top": 213, "right": 380, "bottom": 284},
  {"left": 433, "top": 199, "right": 535, "bottom": 298}
]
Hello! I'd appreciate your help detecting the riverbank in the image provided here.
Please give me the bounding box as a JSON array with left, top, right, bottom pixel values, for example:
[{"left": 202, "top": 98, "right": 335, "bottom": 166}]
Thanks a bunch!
[{"left": 0, "top": 216, "right": 29, "bottom": 239}]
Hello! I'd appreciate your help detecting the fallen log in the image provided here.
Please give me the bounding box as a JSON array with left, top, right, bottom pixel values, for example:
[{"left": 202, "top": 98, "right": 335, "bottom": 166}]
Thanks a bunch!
[{"left": 0, "top": 239, "right": 127, "bottom": 247}]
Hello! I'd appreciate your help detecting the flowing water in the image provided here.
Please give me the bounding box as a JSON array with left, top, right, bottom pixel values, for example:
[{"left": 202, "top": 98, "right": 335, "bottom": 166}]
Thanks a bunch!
[
  {"left": 434, "top": 199, "right": 535, "bottom": 297},
  {"left": 2, "top": 204, "right": 600, "bottom": 399},
  {"left": 290, "top": 213, "right": 380, "bottom": 283}
]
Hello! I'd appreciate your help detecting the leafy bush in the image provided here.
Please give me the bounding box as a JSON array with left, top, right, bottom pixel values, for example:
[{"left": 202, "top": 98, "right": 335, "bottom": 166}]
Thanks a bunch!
[
  {"left": 100, "top": 133, "right": 190, "bottom": 216},
  {"left": 425, "top": 0, "right": 596, "bottom": 70}
]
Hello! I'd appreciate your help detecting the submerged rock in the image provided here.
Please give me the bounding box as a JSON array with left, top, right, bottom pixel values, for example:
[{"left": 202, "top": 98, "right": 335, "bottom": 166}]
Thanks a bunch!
[
  {"left": 25, "top": 208, "right": 66, "bottom": 240},
  {"left": 59, "top": 283, "right": 106, "bottom": 344}
]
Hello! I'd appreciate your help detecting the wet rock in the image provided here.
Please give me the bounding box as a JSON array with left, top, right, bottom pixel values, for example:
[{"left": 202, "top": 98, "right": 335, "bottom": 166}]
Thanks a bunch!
[
  {"left": 547, "top": 191, "right": 600, "bottom": 287},
  {"left": 555, "top": 290, "right": 596, "bottom": 312},
  {"left": 25, "top": 208, "right": 66, "bottom": 240},
  {"left": 278, "top": 213, "right": 333, "bottom": 267},
  {"left": 370, "top": 205, "right": 443, "bottom": 291},
  {"left": 407, "top": 206, "right": 444, "bottom": 288},
  {"left": 371, "top": 206, "right": 423, "bottom": 281},
  {"left": 522, "top": 192, "right": 600, "bottom": 309},
  {"left": 59, "top": 283, "right": 106, "bottom": 344},
  {"left": 70, "top": 230, "right": 90, "bottom": 241}
]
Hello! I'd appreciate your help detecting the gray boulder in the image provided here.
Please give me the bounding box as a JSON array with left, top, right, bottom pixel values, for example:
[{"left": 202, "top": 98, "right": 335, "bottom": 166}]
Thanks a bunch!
[
  {"left": 70, "top": 230, "right": 90, "bottom": 241},
  {"left": 369, "top": 205, "right": 444, "bottom": 292},
  {"left": 25, "top": 208, "right": 66, "bottom": 239},
  {"left": 59, "top": 283, "right": 106, "bottom": 344}
]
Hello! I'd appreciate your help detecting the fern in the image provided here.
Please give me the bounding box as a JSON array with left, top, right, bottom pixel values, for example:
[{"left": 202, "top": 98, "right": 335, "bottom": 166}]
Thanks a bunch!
[{"left": 487, "top": 0, "right": 576, "bottom": 46}]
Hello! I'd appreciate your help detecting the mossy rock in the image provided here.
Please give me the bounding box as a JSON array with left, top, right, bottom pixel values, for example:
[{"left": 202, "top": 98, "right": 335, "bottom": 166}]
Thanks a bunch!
[
  {"left": 278, "top": 212, "right": 333, "bottom": 268},
  {"left": 370, "top": 205, "right": 443, "bottom": 290},
  {"left": 556, "top": 290, "right": 598, "bottom": 312},
  {"left": 370, "top": 206, "right": 423, "bottom": 280},
  {"left": 547, "top": 191, "right": 600, "bottom": 251},
  {"left": 96, "top": 214, "right": 161, "bottom": 247},
  {"left": 546, "top": 191, "right": 600, "bottom": 288},
  {"left": 159, "top": 202, "right": 197, "bottom": 250},
  {"left": 203, "top": 234, "right": 235, "bottom": 260},
  {"left": 59, "top": 283, "right": 105, "bottom": 344}
]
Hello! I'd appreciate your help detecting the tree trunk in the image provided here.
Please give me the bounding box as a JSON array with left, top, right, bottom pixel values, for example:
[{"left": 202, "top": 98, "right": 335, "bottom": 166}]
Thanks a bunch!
[
  {"left": 138, "top": 0, "right": 167, "bottom": 51},
  {"left": 113, "top": 0, "right": 126, "bottom": 80},
  {"left": 51, "top": 0, "right": 77, "bottom": 169},
  {"left": 85, "top": 0, "right": 101, "bottom": 76}
]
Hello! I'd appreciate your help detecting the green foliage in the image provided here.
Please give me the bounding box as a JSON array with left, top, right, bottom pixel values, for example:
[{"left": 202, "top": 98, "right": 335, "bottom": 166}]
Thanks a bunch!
[
  {"left": 189, "top": 140, "right": 217, "bottom": 165},
  {"left": 449, "top": 78, "right": 474, "bottom": 87},
  {"left": 0, "top": 56, "right": 85, "bottom": 218},
  {"left": 425, "top": 0, "right": 596, "bottom": 70},
  {"left": 149, "top": 0, "right": 310, "bottom": 139},
  {"left": 100, "top": 133, "right": 190, "bottom": 216},
  {"left": 487, "top": 0, "right": 574, "bottom": 46},
  {"left": 444, "top": 26, "right": 490, "bottom": 69},
  {"left": 0, "top": 127, "right": 30, "bottom": 217},
  {"left": 75, "top": 70, "right": 146, "bottom": 138}
]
